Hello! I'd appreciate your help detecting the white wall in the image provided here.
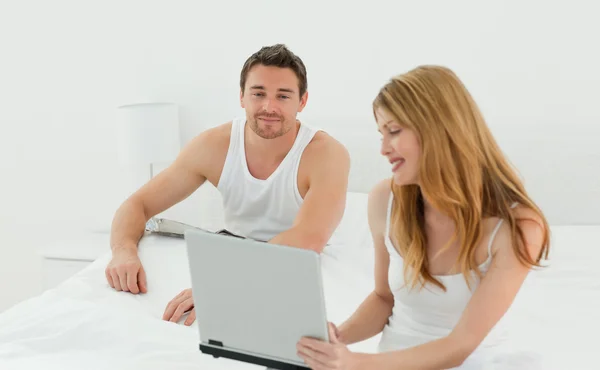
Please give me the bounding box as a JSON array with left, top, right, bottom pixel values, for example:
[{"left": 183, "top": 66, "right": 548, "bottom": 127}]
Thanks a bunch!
[{"left": 1, "top": 0, "right": 599, "bottom": 311}]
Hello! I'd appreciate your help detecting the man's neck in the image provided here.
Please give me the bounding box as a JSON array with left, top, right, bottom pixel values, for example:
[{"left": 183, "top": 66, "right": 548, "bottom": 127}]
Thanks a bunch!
[{"left": 244, "top": 120, "right": 301, "bottom": 162}]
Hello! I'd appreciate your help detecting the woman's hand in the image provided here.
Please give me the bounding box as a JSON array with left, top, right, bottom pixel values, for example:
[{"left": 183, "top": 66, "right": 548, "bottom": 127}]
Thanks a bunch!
[{"left": 297, "top": 323, "right": 361, "bottom": 370}]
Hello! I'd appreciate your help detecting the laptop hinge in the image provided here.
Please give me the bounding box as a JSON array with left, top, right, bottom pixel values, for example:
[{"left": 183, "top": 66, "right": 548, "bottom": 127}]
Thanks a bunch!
[{"left": 208, "top": 339, "right": 224, "bottom": 347}]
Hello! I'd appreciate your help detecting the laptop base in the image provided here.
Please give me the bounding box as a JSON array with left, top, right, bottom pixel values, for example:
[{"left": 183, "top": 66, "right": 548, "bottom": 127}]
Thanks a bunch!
[{"left": 200, "top": 344, "right": 310, "bottom": 370}]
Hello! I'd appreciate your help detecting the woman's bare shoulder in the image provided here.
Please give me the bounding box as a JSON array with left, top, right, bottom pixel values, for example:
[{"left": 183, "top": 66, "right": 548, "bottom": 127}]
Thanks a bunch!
[
  {"left": 367, "top": 178, "right": 393, "bottom": 234},
  {"left": 488, "top": 204, "right": 547, "bottom": 261}
]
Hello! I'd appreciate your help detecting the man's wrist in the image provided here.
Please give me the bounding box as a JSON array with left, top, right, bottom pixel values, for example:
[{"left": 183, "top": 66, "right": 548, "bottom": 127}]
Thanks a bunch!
[{"left": 111, "top": 242, "right": 138, "bottom": 254}]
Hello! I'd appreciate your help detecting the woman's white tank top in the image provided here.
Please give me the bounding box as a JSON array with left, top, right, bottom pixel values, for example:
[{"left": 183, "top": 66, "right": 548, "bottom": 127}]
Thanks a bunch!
[{"left": 378, "top": 192, "right": 516, "bottom": 368}]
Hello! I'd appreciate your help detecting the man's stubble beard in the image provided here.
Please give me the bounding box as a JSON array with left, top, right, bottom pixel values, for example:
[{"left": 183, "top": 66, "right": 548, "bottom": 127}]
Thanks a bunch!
[{"left": 249, "top": 115, "right": 292, "bottom": 139}]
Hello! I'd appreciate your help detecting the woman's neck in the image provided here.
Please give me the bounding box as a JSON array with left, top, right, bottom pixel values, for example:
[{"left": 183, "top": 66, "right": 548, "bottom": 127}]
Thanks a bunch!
[{"left": 422, "top": 193, "right": 454, "bottom": 231}]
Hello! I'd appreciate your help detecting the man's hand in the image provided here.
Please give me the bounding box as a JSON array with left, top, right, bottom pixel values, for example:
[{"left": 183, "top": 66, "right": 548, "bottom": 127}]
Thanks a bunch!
[
  {"left": 163, "top": 288, "right": 196, "bottom": 326},
  {"left": 105, "top": 249, "right": 147, "bottom": 294}
]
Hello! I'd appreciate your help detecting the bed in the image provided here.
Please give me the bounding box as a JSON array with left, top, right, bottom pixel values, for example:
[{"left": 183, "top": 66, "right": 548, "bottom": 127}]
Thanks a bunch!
[
  {"left": 1, "top": 127, "right": 599, "bottom": 369},
  {"left": 1, "top": 210, "right": 599, "bottom": 369},
  {"left": 0, "top": 205, "right": 381, "bottom": 370}
]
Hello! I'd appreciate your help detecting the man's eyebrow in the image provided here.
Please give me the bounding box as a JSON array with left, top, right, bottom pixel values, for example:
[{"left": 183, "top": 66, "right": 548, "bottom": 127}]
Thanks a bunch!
[{"left": 249, "top": 85, "right": 296, "bottom": 94}]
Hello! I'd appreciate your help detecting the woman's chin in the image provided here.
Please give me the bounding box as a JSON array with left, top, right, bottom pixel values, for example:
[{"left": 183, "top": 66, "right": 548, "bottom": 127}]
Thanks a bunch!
[
  {"left": 392, "top": 173, "right": 417, "bottom": 186},
  {"left": 392, "top": 175, "right": 405, "bottom": 186}
]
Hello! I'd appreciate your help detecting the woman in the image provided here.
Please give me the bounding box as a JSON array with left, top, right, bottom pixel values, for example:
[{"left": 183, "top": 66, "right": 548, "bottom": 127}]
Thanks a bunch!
[{"left": 297, "top": 65, "right": 550, "bottom": 369}]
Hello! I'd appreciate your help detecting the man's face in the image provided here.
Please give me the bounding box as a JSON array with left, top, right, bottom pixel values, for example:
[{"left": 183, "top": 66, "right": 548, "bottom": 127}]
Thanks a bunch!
[{"left": 240, "top": 64, "right": 308, "bottom": 139}]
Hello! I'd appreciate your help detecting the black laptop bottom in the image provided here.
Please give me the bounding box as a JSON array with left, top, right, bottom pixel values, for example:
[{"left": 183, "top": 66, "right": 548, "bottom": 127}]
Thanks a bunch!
[{"left": 200, "top": 344, "right": 310, "bottom": 370}]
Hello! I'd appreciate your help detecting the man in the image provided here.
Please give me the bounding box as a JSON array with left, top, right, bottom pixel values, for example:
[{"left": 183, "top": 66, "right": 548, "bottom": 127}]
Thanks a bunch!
[{"left": 104, "top": 44, "right": 350, "bottom": 326}]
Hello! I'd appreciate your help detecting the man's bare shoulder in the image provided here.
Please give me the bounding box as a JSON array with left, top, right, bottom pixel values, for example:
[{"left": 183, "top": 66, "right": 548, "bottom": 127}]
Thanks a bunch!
[
  {"left": 185, "top": 122, "right": 232, "bottom": 153},
  {"left": 302, "top": 130, "right": 350, "bottom": 166},
  {"left": 176, "top": 122, "right": 232, "bottom": 184},
  {"left": 296, "top": 130, "right": 350, "bottom": 197}
]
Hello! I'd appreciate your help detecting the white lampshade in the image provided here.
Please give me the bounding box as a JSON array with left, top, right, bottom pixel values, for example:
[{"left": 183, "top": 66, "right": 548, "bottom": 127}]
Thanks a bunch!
[{"left": 115, "top": 102, "right": 181, "bottom": 166}]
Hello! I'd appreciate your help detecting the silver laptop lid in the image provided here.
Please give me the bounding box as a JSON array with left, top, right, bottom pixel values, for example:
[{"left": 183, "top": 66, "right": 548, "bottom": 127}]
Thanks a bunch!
[{"left": 184, "top": 229, "right": 329, "bottom": 366}]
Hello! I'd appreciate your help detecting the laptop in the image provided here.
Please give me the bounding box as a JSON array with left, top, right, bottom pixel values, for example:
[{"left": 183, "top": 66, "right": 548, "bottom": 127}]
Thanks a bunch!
[{"left": 184, "top": 228, "right": 330, "bottom": 370}]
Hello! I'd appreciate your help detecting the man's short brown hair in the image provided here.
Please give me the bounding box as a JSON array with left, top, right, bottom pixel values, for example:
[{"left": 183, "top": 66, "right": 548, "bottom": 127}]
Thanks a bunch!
[{"left": 240, "top": 44, "right": 308, "bottom": 98}]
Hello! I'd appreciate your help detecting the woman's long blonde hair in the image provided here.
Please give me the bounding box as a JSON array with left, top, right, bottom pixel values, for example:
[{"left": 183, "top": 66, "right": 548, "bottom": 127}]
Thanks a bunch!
[{"left": 373, "top": 65, "right": 550, "bottom": 291}]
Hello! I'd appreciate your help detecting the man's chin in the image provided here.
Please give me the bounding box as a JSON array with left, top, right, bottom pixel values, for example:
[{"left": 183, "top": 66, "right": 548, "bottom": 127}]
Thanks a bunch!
[
  {"left": 257, "top": 118, "right": 282, "bottom": 128},
  {"left": 249, "top": 118, "right": 291, "bottom": 139},
  {"left": 258, "top": 130, "right": 282, "bottom": 140},
  {"left": 252, "top": 126, "right": 280, "bottom": 140}
]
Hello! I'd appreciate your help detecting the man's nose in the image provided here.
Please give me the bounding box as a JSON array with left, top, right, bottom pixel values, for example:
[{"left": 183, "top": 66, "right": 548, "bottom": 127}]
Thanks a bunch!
[{"left": 262, "top": 98, "right": 277, "bottom": 112}]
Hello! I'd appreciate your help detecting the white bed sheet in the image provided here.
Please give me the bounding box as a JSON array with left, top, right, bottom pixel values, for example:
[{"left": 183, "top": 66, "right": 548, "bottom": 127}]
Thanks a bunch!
[
  {"left": 0, "top": 226, "right": 598, "bottom": 369},
  {"left": 0, "top": 235, "right": 379, "bottom": 370}
]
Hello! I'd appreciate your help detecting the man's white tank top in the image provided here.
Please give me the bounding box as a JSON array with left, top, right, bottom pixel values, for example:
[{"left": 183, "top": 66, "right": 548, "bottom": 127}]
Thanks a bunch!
[{"left": 216, "top": 117, "right": 319, "bottom": 242}]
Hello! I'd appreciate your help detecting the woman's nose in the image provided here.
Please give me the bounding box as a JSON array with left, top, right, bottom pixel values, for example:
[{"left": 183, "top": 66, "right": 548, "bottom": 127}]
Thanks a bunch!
[{"left": 380, "top": 137, "right": 391, "bottom": 156}]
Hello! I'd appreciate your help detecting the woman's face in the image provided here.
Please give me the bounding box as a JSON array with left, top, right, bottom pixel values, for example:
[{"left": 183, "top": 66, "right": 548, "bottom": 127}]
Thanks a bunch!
[{"left": 376, "top": 108, "right": 421, "bottom": 186}]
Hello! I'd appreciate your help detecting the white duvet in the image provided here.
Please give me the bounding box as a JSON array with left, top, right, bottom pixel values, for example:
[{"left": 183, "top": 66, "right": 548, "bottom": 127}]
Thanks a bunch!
[{"left": 1, "top": 226, "right": 599, "bottom": 369}]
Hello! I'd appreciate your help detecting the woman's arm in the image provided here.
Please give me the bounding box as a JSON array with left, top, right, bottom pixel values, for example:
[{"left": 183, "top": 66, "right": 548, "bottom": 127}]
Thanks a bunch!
[
  {"left": 353, "top": 211, "right": 546, "bottom": 369},
  {"left": 337, "top": 179, "right": 395, "bottom": 345}
]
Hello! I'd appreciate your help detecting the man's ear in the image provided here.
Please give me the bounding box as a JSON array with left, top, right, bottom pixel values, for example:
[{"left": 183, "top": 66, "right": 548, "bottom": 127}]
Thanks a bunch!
[
  {"left": 297, "top": 91, "right": 308, "bottom": 113},
  {"left": 240, "top": 89, "right": 246, "bottom": 108}
]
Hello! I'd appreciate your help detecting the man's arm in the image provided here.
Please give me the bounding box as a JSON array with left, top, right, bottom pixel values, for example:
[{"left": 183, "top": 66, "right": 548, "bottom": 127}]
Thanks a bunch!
[
  {"left": 106, "top": 125, "right": 229, "bottom": 293},
  {"left": 269, "top": 136, "right": 350, "bottom": 253},
  {"left": 163, "top": 133, "right": 349, "bottom": 325},
  {"left": 110, "top": 133, "right": 211, "bottom": 254}
]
